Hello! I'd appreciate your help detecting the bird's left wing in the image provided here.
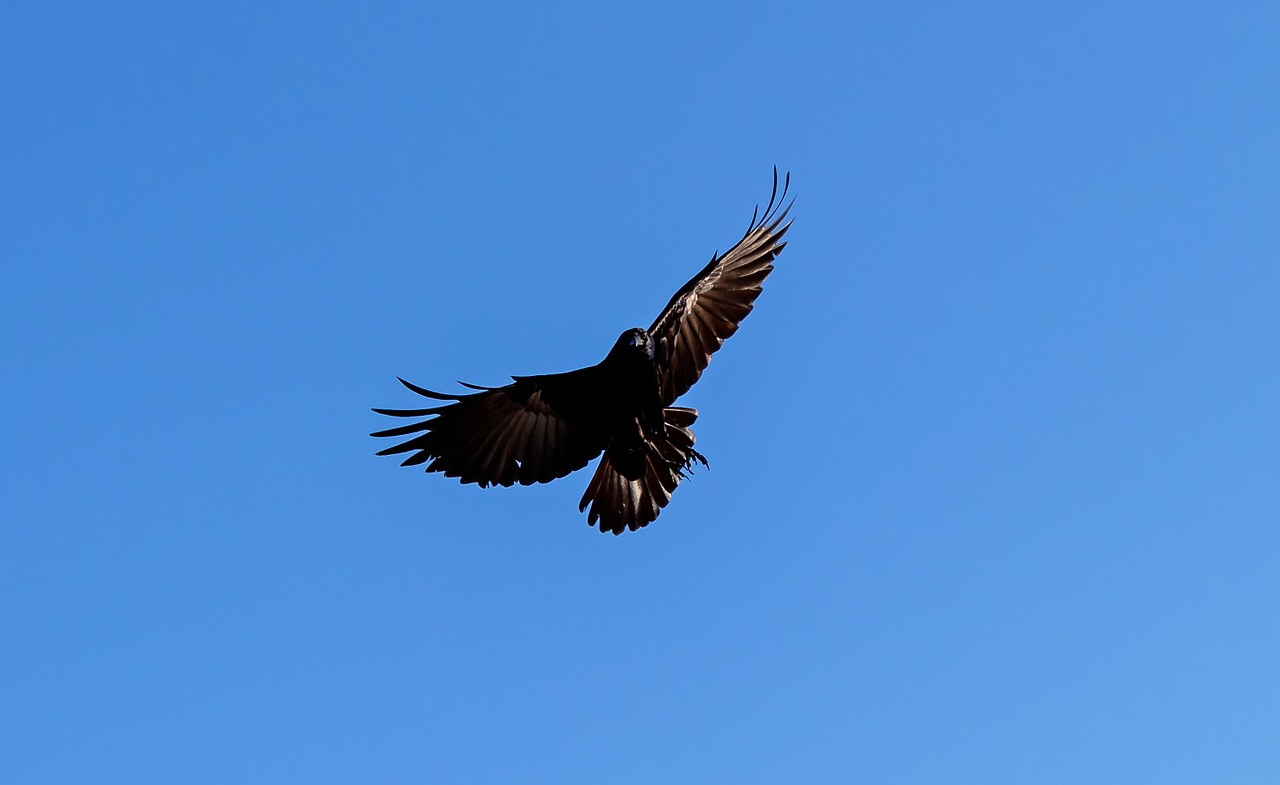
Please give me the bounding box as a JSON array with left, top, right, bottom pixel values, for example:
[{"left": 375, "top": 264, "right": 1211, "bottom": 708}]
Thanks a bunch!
[
  {"left": 649, "top": 170, "right": 792, "bottom": 407},
  {"left": 371, "top": 369, "right": 610, "bottom": 487}
]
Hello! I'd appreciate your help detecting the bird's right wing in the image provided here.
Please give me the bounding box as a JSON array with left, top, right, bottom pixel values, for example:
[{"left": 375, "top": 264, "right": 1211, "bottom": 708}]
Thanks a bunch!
[
  {"left": 371, "top": 369, "right": 610, "bottom": 487},
  {"left": 648, "top": 169, "right": 792, "bottom": 407}
]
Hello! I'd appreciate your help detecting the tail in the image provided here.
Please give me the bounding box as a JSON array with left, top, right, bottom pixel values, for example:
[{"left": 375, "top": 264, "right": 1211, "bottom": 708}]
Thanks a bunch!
[{"left": 578, "top": 407, "right": 708, "bottom": 535}]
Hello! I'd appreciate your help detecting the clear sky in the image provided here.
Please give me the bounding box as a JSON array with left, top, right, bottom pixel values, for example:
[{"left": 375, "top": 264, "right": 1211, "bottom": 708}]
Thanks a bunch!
[{"left": 3, "top": 2, "right": 1278, "bottom": 783}]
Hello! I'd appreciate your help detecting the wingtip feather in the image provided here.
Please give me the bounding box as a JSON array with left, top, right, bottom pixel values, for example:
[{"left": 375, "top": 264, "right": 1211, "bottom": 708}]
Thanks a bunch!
[{"left": 397, "top": 377, "right": 460, "bottom": 401}]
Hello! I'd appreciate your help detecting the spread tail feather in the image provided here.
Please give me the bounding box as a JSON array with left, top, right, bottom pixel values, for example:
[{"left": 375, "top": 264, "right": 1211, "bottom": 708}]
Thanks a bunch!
[{"left": 578, "top": 407, "right": 708, "bottom": 535}]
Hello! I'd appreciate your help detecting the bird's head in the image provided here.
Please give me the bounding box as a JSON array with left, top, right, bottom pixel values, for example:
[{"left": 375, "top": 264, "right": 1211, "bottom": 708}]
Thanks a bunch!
[{"left": 613, "top": 327, "right": 654, "bottom": 360}]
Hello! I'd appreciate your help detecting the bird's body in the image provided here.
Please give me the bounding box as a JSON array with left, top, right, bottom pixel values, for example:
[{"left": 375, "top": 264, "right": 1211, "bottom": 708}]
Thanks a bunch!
[
  {"left": 373, "top": 172, "right": 792, "bottom": 534},
  {"left": 587, "top": 329, "right": 666, "bottom": 477}
]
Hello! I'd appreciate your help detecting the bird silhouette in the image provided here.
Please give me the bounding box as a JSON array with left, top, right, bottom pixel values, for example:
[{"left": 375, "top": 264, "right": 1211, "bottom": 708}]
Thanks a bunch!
[{"left": 372, "top": 170, "right": 792, "bottom": 534}]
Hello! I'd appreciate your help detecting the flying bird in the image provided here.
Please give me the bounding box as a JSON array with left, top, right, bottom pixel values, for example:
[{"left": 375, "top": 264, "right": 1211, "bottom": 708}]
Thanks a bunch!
[{"left": 372, "top": 170, "right": 793, "bottom": 534}]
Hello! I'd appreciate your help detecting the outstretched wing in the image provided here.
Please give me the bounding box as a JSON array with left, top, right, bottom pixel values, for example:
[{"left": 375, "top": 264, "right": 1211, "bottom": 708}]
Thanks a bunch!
[
  {"left": 649, "top": 169, "right": 793, "bottom": 407},
  {"left": 371, "top": 369, "right": 610, "bottom": 487}
]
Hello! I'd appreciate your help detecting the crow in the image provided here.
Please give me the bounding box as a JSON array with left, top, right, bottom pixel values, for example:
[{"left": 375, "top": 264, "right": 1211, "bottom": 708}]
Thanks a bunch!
[{"left": 372, "top": 171, "right": 792, "bottom": 534}]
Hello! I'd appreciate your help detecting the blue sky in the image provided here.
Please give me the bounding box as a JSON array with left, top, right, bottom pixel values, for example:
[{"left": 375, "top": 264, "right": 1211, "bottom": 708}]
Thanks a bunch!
[{"left": 3, "top": 2, "right": 1278, "bottom": 782}]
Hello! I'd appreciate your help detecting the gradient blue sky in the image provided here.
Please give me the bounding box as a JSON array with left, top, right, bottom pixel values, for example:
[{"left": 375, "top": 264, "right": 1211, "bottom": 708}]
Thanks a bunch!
[{"left": 3, "top": 2, "right": 1279, "bottom": 783}]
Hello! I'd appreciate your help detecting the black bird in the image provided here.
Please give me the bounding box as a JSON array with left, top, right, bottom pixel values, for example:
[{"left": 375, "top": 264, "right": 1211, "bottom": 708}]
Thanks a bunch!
[{"left": 372, "top": 171, "right": 792, "bottom": 534}]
